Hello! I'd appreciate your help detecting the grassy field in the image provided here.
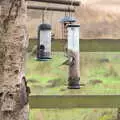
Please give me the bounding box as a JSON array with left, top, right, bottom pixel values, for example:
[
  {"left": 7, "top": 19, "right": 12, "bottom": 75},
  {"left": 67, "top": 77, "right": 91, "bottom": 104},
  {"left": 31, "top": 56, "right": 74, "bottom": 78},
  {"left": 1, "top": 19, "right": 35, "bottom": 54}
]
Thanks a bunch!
[
  {"left": 26, "top": 39, "right": 120, "bottom": 120},
  {"left": 26, "top": 47, "right": 120, "bottom": 119},
  {"left": 29, "top": 108, "right": 117, "bottom": 120},
  {"left": 26, "top": 51, "right": 120, "bottom": 95}
]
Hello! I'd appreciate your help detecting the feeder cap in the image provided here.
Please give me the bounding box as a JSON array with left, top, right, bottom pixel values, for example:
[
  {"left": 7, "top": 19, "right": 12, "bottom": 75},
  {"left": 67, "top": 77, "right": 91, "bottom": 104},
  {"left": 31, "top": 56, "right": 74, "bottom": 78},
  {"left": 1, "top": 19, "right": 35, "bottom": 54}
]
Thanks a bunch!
[
  {"left": 67, "top": 24, "right": 80, "bottom": 27},
  {"left": 59, "top": 16, "right": 76, "bottom": 23},
  {"left": 39, "top": 23, "right": 52, "bottom": 30}
]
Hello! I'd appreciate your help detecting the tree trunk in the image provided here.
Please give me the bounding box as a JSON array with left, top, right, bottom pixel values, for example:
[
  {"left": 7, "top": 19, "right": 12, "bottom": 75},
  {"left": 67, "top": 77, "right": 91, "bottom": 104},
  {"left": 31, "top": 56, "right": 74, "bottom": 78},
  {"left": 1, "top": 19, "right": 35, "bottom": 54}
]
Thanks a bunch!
[{"left": 0, "top": 0, "right": 29, "bottom": 120}]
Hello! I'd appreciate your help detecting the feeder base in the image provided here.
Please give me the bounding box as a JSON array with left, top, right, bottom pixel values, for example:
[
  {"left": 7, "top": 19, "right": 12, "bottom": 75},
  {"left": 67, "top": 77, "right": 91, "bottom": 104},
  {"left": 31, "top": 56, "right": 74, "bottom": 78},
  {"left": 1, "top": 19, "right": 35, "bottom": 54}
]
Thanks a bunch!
[
  {"left": 68, "top": 77, "right": 80, "bottom": 89},
  {"left": 36, "top": 57, "right": 52, "bottom": 61},
  {"left": 68, "top": 85, "right": 80, "bottom": 89}
]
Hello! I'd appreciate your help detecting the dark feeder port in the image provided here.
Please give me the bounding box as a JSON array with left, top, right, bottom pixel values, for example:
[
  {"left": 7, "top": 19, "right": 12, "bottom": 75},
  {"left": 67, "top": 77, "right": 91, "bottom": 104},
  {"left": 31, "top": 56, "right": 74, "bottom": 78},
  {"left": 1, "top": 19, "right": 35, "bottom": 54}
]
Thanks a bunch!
[{"left": 37, "top": 23, "right": 52, "bottom": 61}]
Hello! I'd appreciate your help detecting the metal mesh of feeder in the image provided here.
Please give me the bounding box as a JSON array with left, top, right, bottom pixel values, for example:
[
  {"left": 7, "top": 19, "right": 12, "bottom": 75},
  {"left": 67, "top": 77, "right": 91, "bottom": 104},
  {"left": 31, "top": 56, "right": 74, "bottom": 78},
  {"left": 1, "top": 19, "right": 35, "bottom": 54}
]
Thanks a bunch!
[{"left": 37, "top": 23, "right": 52, "bottom": 61}]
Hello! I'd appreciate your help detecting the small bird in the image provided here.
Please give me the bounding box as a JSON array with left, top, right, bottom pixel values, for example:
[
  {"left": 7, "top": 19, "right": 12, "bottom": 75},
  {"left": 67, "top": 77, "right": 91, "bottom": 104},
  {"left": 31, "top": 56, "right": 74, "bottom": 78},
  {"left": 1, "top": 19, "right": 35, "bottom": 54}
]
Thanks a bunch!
[
  {"left": 61, "top": 57, "right": 74, "bottom": 66},
  {"left": 61, "top": 59, "right": 70, "bottom": 66},
  {"left": 60, "top": 49, "right": 76, "bottom": 66}
]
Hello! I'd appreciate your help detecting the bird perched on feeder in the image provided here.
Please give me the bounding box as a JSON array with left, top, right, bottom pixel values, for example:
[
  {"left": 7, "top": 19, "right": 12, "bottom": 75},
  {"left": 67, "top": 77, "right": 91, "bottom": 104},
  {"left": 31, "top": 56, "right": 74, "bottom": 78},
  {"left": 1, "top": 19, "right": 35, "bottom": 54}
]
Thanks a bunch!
[
  {"left": 61, "top": 57, "right": 74, "bottom": 66},
  {"left": 61, "top": 49, "right": 75, "bottom": 66}
]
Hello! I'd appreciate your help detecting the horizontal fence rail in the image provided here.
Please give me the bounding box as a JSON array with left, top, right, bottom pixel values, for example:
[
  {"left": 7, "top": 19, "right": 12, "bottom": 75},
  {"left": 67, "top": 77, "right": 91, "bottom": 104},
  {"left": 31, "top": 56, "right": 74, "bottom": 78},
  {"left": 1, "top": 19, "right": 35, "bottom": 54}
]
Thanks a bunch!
[
  {"left": 29, "top": 38, "right": 120, "bottom": 52},
  {"left": 27, "top": 5, "right": 75, "bottom": 12},
  {"left": 29, "top": 95, "right": 120, "bottom": 109},
  {"left": 28, "top": 0, "right": 80, "bottom": 6}
]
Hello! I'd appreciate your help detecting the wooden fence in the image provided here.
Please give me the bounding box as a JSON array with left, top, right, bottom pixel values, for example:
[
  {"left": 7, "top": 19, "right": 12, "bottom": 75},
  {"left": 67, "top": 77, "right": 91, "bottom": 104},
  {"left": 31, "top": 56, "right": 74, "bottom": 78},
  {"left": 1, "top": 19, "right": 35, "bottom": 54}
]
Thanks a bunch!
[{"left": 29, "top": 95, "right": 120, "bottom": 109}]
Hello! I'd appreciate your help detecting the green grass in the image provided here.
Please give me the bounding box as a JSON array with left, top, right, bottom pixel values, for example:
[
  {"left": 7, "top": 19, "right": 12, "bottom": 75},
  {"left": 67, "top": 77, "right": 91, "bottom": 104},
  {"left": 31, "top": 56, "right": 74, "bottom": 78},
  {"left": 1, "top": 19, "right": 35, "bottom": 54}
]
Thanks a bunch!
[
  {"left": 26, "top": 52, "right": 120, "bottom": 95},
  {"left": 26, "top": 47, "right": 120, "bottom": 119},
  {"left": 29, "top": 108, "right": 117, "bottom": 120}
]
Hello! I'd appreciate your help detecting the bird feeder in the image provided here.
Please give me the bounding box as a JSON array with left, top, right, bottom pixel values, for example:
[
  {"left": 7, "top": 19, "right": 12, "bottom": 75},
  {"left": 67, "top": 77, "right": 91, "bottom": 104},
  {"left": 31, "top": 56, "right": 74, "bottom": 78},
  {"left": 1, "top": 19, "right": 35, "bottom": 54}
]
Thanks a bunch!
[
  {"left": 37, "top": 23, "right": 52, "bottom": 61},
  {"left": 59, "top": 16, "right": 76, "bottom": 39},
  {"left": 67, "top": 24, "right": 80, "bottom": 89}
]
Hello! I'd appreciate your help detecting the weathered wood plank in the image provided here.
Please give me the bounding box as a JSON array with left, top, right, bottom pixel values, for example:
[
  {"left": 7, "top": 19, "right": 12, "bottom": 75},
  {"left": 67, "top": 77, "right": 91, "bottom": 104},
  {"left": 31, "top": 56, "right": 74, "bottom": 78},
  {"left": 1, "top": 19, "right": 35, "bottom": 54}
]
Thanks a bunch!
[
  {"left": 27, "top": 5, "right": 75, "bottom": 12},
  {"left": 29, "top": 39, "right": 120, "bottom": 52},
  {"left": 28, "top": 0, "right": 80, "bottom": 6},
  {"left": 29, "top": 95, "right": 120, "bottom": 109}
]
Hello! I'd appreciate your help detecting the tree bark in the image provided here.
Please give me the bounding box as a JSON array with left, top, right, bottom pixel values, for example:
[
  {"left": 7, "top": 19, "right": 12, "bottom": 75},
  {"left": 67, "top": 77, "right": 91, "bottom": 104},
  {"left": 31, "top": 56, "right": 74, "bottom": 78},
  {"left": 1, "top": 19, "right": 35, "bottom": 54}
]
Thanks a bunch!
[{"left": 0, "top": 0, "right": 29, "bottom": 120}]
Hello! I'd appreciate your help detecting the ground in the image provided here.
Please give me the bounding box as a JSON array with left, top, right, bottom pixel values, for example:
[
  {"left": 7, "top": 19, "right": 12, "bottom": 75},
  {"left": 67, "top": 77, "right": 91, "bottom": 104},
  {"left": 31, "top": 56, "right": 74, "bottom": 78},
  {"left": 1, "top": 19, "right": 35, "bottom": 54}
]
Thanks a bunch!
[{"left": 27, "top": 40, "right": 120, "bottom": 120}]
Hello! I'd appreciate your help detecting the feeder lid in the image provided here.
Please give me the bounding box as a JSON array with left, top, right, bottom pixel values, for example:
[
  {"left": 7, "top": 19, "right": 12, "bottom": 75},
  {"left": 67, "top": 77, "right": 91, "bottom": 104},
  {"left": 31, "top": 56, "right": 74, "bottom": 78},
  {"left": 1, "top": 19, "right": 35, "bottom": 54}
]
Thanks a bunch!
[
  {"left": 39, "top": 23, "right": 52, "bottom": 30},
  {"left": 59, "top": 16, "right": 76, "bottom": 23}
]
